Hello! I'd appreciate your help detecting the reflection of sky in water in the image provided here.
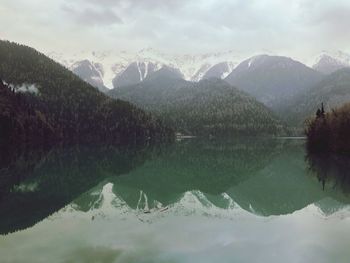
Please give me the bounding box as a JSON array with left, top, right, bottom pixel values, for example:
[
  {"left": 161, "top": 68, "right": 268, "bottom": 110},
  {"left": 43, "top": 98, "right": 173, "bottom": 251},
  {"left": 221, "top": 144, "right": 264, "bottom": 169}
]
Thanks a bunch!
[{"left": 1, "top": 182, "right": 350, "bottom": 263}]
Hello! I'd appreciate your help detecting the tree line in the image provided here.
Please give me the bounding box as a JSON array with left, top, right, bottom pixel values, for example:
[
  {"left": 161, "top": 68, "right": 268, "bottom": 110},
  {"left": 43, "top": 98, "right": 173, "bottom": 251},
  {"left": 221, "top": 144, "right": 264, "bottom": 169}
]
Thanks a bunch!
[{"left": 305, "top": 102, "right": 350, "bottom": 153}]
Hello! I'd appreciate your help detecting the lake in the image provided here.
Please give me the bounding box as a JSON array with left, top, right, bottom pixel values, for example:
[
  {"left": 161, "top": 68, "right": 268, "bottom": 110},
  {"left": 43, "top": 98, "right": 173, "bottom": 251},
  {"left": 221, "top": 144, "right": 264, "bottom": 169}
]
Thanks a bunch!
[{"left": 1, "top": 138, "right": 350, "bottom": 263}]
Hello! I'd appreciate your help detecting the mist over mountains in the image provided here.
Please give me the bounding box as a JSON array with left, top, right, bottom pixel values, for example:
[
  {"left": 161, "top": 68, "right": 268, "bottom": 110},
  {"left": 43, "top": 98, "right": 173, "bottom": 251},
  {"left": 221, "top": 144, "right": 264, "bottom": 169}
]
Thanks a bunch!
[{"left": 313, "top": 51, "right": 350, "bottom": 74}]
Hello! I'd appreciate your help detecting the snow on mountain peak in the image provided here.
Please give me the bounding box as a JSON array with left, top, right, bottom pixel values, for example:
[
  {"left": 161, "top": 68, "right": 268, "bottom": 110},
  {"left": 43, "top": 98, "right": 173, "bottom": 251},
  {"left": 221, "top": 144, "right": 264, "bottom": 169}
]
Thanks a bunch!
[
  {"left": 47, "top": 49, "right": 241, "bottom": 89},
  {"left": 244, "top": 54, "right": 270, "bottom": 69},
  {"left": 312, "top": 50, "right": 350, "bottom": 74}
]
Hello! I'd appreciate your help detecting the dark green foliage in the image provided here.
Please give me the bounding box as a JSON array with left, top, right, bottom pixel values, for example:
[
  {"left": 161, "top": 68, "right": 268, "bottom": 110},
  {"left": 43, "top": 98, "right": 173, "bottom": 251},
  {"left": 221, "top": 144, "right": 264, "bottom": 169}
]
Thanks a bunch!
[
  {"left": 109, "top": 77, "right": 285, "bottom": 136},
  {"left": 0, "top": 81, "right": 55, "bottom": 145},
  {"left": 0, "top": 40, "right": 173, "bottom": 145},
  {"left": 306, "top": 102, "right": 350, "bottom": 153}
]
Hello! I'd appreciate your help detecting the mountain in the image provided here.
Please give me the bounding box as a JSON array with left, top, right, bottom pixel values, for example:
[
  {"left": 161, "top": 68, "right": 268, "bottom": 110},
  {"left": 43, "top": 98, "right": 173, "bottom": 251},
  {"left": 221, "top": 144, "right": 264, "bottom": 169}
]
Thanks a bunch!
[
  {"left": 190, "top": 63, "right": 211, "bottom": 81},
  {"left": 108, "top": 73, "right": 284, "bottom": 136},
  {"left": 283, "top": 68, "right": 350, "bottom": 125},
  {"left": 144, "top": 65, "right": 184, "bottom": 82},
  {"left": 191, "top": 61, "right": 235, "bottom": 81},
  {"left": 70, "top": 60, "right": 108, "bottom": 93},
  {"left": 112, "top": 61, "right": 162, "bottom": 88},
  {"left": 225, "top": 55, "right": 323, "bottom": 110},
  {"left": 201, "top": 62, "right": 235, "bottom": 80},
  {"left": 312, "top": 51, "right": 350, "bottom": 74},
  {"left": 48, "top": 48, "right": 239, "bottom": 88},
  {"left": 0, "top": 40, "right": 173, "bottom": 145}
]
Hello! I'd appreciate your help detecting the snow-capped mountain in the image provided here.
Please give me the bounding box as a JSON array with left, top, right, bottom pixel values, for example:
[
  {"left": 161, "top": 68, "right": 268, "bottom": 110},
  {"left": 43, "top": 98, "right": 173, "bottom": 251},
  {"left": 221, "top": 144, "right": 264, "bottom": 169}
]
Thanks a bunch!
[
  {"left": 69, "top": 182, "right": 350, "bottom": 221},
  {"left": 112, "top": 61, "right": 162, "bottom": 88},
  {"left": 70, "top": 60, "right": 108, "bottom": 92},
  {"left": 70, "top": 182, "right": 248, "bottom": 220},
  {"left": 144, "top": 65, "right": 185, "bottom": 82},
  {"left": 138, "top": 49, "right": 239, "bottom": 82},
  {"left": 202, "top": 62, "right": 236, "bottom": 80},
  {"left": 47, "top": 48, "right": 240, "bottom": 89},
  {"left": 312, "top": 51, "right": 350, "bottom": 74}
]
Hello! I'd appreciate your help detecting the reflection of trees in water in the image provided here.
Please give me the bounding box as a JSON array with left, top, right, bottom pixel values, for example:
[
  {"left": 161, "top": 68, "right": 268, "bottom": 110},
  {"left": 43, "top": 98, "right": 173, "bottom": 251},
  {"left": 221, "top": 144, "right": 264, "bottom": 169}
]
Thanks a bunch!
[
  {"left": 307, "top": 152, "right": 350, "bottom": 195},
  {"left": 0, "top": 143, "right": 159, "bottom": 235},
  {"left": 112, "top": 139, "right": 350, "bottom": 217},
  {"left": 111, "top": 138, "right": 283, "bottom": 208},
  {"left": 6, "top": 139, "right": 349, "bottom": 234},
  {"left": 0, "top": 144, "right": 48, "bottom": 199}
]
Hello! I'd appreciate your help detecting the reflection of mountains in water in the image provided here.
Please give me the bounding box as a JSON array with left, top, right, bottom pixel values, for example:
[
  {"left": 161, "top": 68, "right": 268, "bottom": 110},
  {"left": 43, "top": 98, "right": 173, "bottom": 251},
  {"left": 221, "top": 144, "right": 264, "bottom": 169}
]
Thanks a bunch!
[
  {"left": 1, "top": 138, "right": 350, "bottom": 235},
  {"left": 0, "top": 144, "right": 155, "bottom": 235},
  {"left": 71, "top": 183, "right": 247, "bottom": 221},
  {"left": 71, "top": 181, "right": 350, "bottom": 223},
  {"left": 74, "top": 139, "right": 350, "bottom": 218}
]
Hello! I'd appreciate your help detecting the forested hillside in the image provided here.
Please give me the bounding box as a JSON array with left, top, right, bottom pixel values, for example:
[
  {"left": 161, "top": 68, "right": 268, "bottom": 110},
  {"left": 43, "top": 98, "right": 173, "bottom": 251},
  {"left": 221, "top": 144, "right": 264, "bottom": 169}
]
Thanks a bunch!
[
  {"left": 0, "top": 80, "right": 55, "bottom": 145},
  {"left": 0, "top": 41, "right": 173, "bottom": 144},
  {"left": 109, "top": 76, "right": 285, "bottom": 136},
  {"left": 282, "top": 68, "right": 350, "bottom": 125}
]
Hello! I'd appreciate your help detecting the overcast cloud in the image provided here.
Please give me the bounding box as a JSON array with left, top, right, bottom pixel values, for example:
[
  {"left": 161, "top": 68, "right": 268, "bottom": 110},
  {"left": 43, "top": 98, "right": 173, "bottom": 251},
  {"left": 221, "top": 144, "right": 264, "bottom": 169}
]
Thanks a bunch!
[{"left": 1, "top": 0, "right": 349, "bottom": 62}]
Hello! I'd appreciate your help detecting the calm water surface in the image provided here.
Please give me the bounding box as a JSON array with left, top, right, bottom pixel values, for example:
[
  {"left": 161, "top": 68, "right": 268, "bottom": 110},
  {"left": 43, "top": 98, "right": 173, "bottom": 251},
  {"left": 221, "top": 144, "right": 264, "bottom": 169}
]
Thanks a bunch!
[{"left": 1, "top": 138, "right": 350, "bottom": 263}]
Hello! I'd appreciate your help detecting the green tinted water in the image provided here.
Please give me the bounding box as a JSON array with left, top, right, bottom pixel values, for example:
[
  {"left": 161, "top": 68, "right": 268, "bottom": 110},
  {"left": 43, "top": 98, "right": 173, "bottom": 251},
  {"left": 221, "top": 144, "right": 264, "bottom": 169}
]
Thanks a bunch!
[{"left": 1, "top": 138, "right": 350, "bottom": 263}]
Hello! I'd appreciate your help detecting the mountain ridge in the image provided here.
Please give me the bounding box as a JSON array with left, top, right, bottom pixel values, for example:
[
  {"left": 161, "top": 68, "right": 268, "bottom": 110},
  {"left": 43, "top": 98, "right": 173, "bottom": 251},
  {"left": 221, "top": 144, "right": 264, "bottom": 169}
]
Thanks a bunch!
[
  {"left": 282, "top": 68, "right": 350, "bottom": 125},
  {"left": 108, "top": 75, "right": 285, "bottom": 136},
  {"left": 225, "top": 54, "right": 324, "bottom": 110},
  {"left": 48, "top": 49, "right": 240, "bottom": 89}
]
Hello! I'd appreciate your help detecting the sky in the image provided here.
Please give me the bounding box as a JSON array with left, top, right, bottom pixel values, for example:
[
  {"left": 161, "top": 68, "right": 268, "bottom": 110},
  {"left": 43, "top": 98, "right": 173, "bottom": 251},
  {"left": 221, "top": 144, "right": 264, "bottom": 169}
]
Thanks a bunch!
[{"left": 1, "top": 0, "right": 350, "bottom": 62}]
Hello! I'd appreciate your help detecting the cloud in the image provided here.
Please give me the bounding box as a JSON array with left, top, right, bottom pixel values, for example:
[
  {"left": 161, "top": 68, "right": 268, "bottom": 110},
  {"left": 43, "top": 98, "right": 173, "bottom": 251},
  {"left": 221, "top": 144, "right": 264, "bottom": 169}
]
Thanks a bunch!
[
  {"left": 81, "top": 0, "right": 188, "bottom": 10},
  {"left": 62, "top": 4, "right": 123, "bottom": 26},
  {"left": 1, "top": 0, "right": 350, "bottom": 62},
  {"left": 9, "top": 83, "right": 40, "bottom": 95},
  {"left": 305, "top": 4, "right": 350, "bottom": 31}
]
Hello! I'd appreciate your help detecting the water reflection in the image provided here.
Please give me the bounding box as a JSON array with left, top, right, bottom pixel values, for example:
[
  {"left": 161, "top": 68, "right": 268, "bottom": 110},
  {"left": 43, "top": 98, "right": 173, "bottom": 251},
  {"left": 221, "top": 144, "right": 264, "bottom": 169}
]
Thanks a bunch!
[
  {"left": 2, "top": 138, "right": 350, "bottom": 236},
  {"left": 109, "top": 138, "right": 282, "bottom": 211},
  {"left": 307, "top": 152, "right": 350, "bottom": 195},
  {"left": 0, "top": 144, "right": 157, "bottom": 234},
  {"left": 78, "top": 139, "right": 350, "bottom": 218}
]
